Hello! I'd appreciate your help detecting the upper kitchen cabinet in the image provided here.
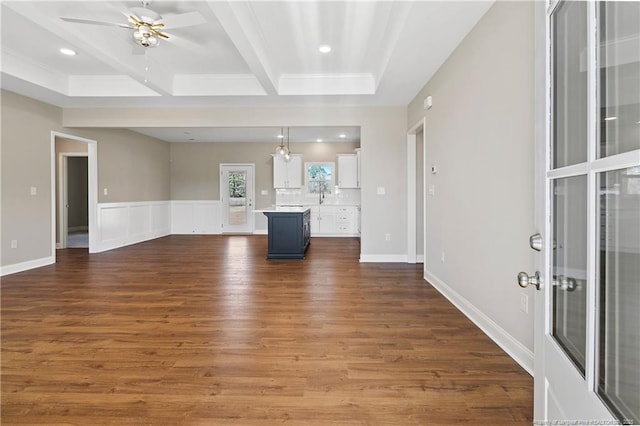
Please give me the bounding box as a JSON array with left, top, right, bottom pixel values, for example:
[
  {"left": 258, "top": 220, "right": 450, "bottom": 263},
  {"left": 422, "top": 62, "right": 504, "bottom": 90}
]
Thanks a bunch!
[
  {"left": 337, "top": 151, "right": 360, "bottom": 188},
  {"left": 273, "top": 154, "right": 303, "bottom": 188}
]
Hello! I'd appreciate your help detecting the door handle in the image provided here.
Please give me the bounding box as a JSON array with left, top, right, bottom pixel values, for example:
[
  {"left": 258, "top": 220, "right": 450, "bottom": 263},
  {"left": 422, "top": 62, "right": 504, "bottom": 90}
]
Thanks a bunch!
[
  {"left": 517, "top": 271, "right": 542, "bottom": 290},
  {"left": 553, "top": 275, "right": 578, "bottom": 292},
  {"left": 529, "top": 233, "right": 542, "bottom": 251}
]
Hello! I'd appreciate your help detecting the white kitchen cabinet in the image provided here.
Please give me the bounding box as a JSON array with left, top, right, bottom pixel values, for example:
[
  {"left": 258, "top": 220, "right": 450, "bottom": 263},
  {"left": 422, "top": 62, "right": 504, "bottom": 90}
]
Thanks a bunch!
[
  {"left": 310, "top": 206, "right": 336, "bottom": 234},
  {"left": 310, "top": 205, "right": 359, "bottom": 236},
  {"left": 335, "top": 206, "right": 357, "bottom": 234},
  {"left": 273, "top": 154, "right": 302, "bottom": 188},
  {"left": 337, "top": 154, "right": 359, "bottom": 188}
]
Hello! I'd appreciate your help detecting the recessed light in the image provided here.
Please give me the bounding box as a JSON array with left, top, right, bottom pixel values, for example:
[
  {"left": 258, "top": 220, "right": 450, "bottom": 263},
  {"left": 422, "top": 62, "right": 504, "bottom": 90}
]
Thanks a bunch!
[
  {"left": 316, "top": 138, "right": 323, "bottom": 143},
  {"left": 318, "top": 45, "right": 332, "bottom": 54},
  {"left": 604, "top": 116, "right": 617, "bottom": 121},
  {"left": 59, "top": 48, "right": 76, "bottom": 56},
  {"left": 339, "top": 134, "right": 346, "bottom": 139}
]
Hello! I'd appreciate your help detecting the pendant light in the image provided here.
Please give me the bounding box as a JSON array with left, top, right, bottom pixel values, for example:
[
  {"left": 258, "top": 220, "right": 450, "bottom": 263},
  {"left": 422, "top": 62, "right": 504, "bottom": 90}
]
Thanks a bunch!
[
  {"left": 284, "top": 127, "right": 291, "bottom": 161},
  {"left": 275, "top": 127, "right": 289, "bottom": 158}
]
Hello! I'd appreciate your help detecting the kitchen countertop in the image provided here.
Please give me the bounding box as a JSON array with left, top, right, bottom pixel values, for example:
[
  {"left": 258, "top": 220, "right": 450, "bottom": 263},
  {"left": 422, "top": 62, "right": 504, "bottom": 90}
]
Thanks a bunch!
[{"left": 253, "top": 206, "right": 311, "bottom": 213}]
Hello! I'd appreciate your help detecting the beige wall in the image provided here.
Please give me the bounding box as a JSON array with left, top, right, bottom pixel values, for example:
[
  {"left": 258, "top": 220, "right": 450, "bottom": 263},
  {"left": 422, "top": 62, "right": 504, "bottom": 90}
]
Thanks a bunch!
[
  {"left": 1, "top": 90, "right": 63, "bottom": 266},
  {"left": 407, "top": 1, "right": 535, "bottom": 352},
  {"left": 170, "top": 141, "right": 359, "bottom": 206},
  {"left": 74, "top": 127, "right": 171, "bottom": 204},
  {"left": 1, "top": 90, "right": 171, "bottom": 268},
  {"left": 63, "top": 106, "right": 408, "bottom": 258},
  {"left": 67, "top": 157, "right": 88, "bottom": 229}
]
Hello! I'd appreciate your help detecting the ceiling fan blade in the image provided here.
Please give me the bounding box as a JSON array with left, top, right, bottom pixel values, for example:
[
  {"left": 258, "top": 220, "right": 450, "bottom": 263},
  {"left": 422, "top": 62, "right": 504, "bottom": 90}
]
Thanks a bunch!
[
  {"left": 161, "top": 11, "right": 206, "bottom": 29},
  {"left": 130, "top": 7, "right": 160, "bottom": 24},
  {"left": 163, "top": 33, "right": 202, "bottom": 53},
  {"left": 60, "top": 17, "right": 134, "bottom": 29}
]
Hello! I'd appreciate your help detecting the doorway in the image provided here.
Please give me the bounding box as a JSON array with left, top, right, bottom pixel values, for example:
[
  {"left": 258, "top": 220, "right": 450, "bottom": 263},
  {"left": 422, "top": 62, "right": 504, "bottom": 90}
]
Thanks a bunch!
[
  {"left": 407, "top": 118, "right": 426, "bottom": 264},
  {"left": 61, "top": 155, "right": 89, "bottom": 248},
  {"left": 51, "top": 132, "right": 98, "bottom": 255},
  {"left": 220, "top": 164, "right": 255, "bottom": 234}
]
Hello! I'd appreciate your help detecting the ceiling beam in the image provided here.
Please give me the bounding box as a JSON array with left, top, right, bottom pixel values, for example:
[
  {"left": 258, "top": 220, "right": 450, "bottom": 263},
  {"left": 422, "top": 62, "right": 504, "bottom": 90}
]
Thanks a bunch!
[
  {"left": 3, "top": 2, "right": 175, "bottom": 97},
  {"left": 205, "top": 1, "right": 278, "bottom": 96}
]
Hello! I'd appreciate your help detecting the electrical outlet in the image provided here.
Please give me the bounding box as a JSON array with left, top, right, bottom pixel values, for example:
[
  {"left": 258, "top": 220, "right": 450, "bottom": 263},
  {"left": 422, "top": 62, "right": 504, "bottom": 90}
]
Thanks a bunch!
[
  {"left": 30, "top": 186, "right": 37, "bottom": 195},
  {"left": 103, "top": 188, "right": 108, "bottom": 196},
  {"left": 441, "top": 251, "right": 445, "bottom": 263},
  {"left": 11, "top": 240, "right": 18, "bottom": 249},
  {"left": 385, "top": 233, "right": 391, "bottom": 241},
  {"left": 520, "top": 293, "right": 529, "bottom": 314}
]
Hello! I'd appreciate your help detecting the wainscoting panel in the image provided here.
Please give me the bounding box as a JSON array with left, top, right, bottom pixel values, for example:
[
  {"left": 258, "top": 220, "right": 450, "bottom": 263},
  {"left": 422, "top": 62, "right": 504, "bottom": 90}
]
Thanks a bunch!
[
  {"left": 171, "top": 201, "right": 221, "bottom": 235},
  {"left": 96, "top": 201, "right": 171, "bottom": 252}
]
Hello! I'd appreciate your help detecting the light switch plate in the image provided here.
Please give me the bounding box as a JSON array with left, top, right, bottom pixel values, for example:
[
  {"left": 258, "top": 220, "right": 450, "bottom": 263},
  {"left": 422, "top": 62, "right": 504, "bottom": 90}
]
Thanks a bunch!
[{"left": 376, "top": 187, "right": 386, "bottom": 195}]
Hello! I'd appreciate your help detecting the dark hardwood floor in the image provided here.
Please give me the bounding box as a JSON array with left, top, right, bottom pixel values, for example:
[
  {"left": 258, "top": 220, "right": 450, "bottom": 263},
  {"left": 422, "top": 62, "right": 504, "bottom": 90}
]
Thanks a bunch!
[{"left": 1, "top": 236, "right": 532, "bottom": 425}]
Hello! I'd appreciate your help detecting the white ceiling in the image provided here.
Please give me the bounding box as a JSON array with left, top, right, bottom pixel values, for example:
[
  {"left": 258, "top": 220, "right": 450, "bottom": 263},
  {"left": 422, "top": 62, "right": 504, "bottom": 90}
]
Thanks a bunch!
[
  {"left": 1, "top": 1, "right": 493, "bottom": 143},
  {"left": 1, "top": 0, "right": 494, "bottom": 109}
]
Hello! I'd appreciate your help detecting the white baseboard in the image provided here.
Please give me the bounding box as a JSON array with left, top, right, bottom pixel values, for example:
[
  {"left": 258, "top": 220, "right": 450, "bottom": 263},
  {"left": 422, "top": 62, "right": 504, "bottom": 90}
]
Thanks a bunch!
[
  {"left": 253, "top": 229, "right": 268, "bottom": 235},
  {"left": 424, "top": 270, "right": 534, "bottom": 376},
  {"left": 312, "top": 233, "right": 360, "bottom": 238},
  {"left": 1, "top": 256, "right": 55, "bottom": 277},
  {"left": 359, "top": 254, "right": 408, "bottom": 263},
  {"left": 416, "top": 255, "right": 424, "bottom": 263}
]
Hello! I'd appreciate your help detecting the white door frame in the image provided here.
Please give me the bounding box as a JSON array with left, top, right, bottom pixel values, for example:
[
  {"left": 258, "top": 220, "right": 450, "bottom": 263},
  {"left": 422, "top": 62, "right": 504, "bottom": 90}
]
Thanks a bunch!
[
  {"left": 51, "top": 132, "right": 98, "bottom": 255},
  {"left": 58, "top": 152, "right": 88, "bottom": 249},
  {"left": 407, "top": 118, "right": 426, "bottom": 264},
  {"left": 220, "top": 163, "right": 255, "bottom": 234}
]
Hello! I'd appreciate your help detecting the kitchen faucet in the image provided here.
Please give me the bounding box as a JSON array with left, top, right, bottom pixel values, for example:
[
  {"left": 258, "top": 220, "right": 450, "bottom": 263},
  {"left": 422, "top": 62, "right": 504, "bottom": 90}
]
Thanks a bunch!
[{"left": 318, "top": 183, "right": 325, "bottom": 205}]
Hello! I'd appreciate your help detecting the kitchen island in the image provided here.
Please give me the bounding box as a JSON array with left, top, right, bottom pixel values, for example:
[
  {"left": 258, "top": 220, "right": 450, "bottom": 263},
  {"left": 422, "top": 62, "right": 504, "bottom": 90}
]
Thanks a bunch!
[{"left": 255, "top": 207, "right": 311, "bottom": 259}]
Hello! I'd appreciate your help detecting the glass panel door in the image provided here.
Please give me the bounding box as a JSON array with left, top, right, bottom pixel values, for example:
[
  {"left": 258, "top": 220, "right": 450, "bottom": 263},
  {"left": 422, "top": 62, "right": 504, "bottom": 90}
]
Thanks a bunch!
[
  {"left": 595, "top": 2, "right": 640, "bottom": 422},
  {"left": 553, "top": 0, "right": 588, "bottom": 169},
  {"left": 537, "top": 0, "right": 640, "bottom": 423},
  {"left": 598, "top": 2, "right": 640, "bottom": 158},
  {"left": 220, "top": 164, "right": 254, "bottom": 234},
  {"left": 227, "top": 171, "right": 247, "bottom": 226},
  {"left": 552, "top": 176, "right": 588, "bottom": 375},
  {"left": 597, "top": 168, "right": 640, "bottom": 421}
]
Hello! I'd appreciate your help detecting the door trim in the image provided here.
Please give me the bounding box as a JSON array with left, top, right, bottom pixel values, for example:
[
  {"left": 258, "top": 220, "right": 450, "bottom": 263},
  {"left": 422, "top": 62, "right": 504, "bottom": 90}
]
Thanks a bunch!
[
  {"left": 407, "top": 118, "right": 426, "bottom": 264},
  {"left": 51, "top": 132, "right": 98, "bottom": 256}
]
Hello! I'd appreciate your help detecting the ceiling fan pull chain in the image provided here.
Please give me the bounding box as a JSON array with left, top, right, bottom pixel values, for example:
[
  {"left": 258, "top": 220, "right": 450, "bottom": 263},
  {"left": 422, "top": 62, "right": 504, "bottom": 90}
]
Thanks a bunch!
[{"left": 144, "top": 51, "right": 149, "bottom": 83}]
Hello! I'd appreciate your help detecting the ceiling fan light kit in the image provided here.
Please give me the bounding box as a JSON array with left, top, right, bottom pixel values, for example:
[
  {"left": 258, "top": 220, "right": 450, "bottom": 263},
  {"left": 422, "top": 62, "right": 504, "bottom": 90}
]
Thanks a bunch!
[
  {"left": 132, "top": 25, "right": 160, "bottom": 48},
  {"left": 59, "top": 0, "right": 200, "bottom": 51}
]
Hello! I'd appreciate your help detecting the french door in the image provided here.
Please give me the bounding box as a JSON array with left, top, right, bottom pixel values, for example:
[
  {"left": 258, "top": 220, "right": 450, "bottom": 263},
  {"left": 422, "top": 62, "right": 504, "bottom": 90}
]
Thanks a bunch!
[
  {"left": 529, "top": 1, "right": 640, "bottom": 423},
  {"left": 220, "top": 164, "right": 254, "bottom": 234}
]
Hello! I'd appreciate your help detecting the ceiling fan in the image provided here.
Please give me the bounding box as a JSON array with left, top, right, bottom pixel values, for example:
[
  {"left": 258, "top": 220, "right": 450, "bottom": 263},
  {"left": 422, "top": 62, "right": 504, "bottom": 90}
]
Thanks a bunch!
[{"left": 60, "top": 1, "right": 205, "bottom": 49}]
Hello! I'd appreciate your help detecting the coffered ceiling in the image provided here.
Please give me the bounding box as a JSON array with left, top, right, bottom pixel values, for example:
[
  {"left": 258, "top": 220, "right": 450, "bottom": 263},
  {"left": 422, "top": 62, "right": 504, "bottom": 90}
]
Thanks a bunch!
[{"left": 1, "top": 1, "right": 494, "bottom": 109}]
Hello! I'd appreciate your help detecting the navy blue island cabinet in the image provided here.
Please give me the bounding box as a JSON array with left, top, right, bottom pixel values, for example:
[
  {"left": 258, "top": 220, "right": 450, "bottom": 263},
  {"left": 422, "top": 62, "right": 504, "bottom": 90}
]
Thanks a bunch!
[{"left": 262, "top": 208, "right": 311, "bottom": 259}]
